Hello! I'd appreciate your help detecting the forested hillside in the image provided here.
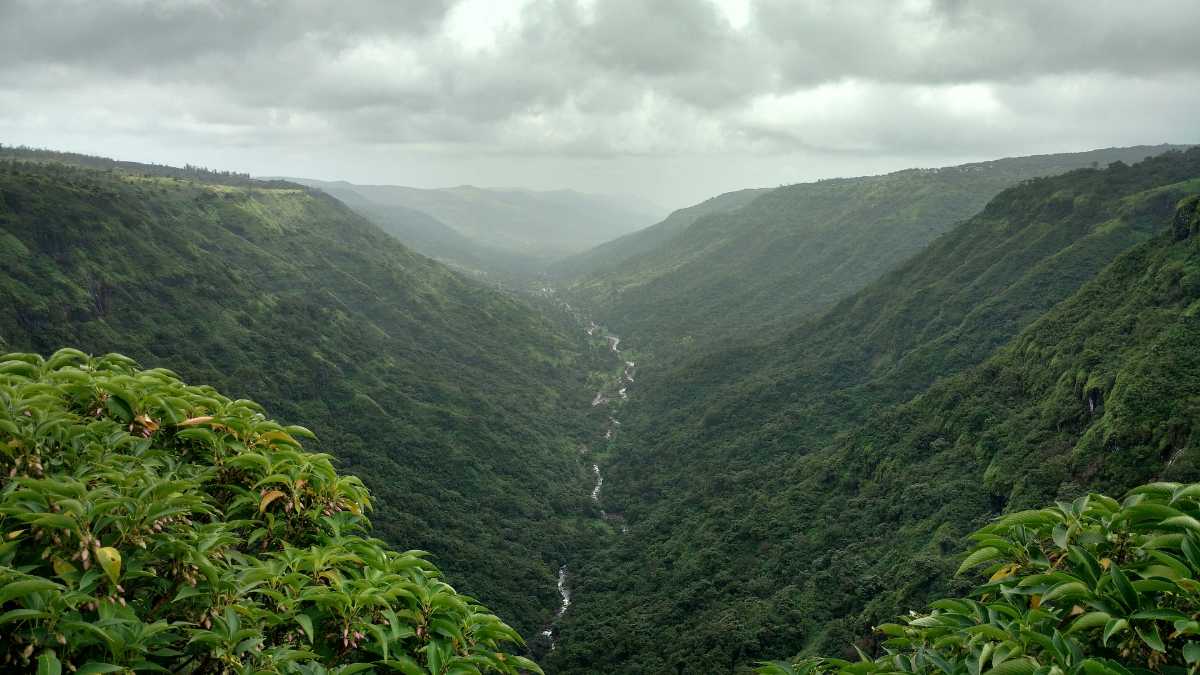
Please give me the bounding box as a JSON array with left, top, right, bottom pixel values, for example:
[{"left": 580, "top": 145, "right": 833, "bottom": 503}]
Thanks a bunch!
[
  {"left": 547, "top": 187, "right": 770, "bottom": 280},
  {"left": 0, "top": 151, "right": 608, "bottom": 640},
  {"left": 566, "top": 145, "right": 1187, "bottom": 356},
  {"left": 546, "top": 152, "right": 1200, "bottom": 673},
  {"left": 285, "top": 178, "right": 539, "bottom": 279}
]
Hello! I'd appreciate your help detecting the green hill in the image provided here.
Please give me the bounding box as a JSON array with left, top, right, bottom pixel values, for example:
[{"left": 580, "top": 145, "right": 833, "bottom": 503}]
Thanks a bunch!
[
  {"left": 567, "top": 145, "right": 1189, "bottom": 357},
  {"left": 545, "top": 152, "right": 1200, "bottom": 673},
  {"left": 0, "top": 150, "right": 608, "bottom": 640},
  {"left": 547, "top": 187, "right": 770, "bottom": 280},
  {"left": 284, "top": 178, "right": 540, "bottom": 280}
]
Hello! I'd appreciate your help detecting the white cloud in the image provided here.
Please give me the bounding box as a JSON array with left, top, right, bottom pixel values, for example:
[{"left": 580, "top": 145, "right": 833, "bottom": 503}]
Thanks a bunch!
[{"left": 0, "top": 0, "right": 1196, "bottom": 205}]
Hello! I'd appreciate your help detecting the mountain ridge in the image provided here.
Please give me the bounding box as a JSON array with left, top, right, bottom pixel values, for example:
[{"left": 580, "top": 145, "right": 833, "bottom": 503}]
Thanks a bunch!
[
  {"left": 545, "top": 148, "right": 1200, "bottom": 674},
  {"left": 565, "top": 144, "right": 1191, "bottom": 359},
  {"left": 0, "top": 149, "right": 609, "bottom": 640}
]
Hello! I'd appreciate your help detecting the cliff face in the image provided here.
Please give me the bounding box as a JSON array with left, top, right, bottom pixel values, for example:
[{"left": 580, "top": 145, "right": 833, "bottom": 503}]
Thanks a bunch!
[{"left": 1174, "top": 194, "right": 1200, "bottom": 240}]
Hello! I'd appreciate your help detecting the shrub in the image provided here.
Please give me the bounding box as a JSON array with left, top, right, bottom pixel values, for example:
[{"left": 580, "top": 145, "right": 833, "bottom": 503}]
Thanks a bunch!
[
  {"left": 759, "top": 482, "right": 1200, "bottom": 675},
  {"left": 0, "top": 348, "right": 540, "bottom": 674}
]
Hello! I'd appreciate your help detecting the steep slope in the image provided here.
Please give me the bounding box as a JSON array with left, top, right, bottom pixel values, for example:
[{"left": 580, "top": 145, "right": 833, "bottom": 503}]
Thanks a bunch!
[
  {"left": 547, "top": 187, "right": 770, "bottom": 280},
  {"left": 546, "top": 153, "right": 1200, "bottom": 674},
  {"left": 0, "top": 152, "right": 608, "bottom": 639},
  {"left": 569, "top": 145, "right": 1189, "bottom": 356},
  {"left": 287, "top": 177, "right": 539, "bottom": 278},
  {"left": 299, "top": 181, "right": 663, "bottom": 260}
]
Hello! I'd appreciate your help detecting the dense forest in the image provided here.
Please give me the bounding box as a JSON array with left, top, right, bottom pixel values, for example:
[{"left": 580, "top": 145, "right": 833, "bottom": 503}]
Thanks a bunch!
[
  {"left": 3, "top": 145, "right": 1199, "bottom": 675},
  {"left": 564, "top": 146, "right": 1188, "bottom": 359},
  {"left": 0, "top": 150, "right": 617, "bottom": 643},
  {"left": 545, "top": 151, "right": 1200, "bottom": 673}
]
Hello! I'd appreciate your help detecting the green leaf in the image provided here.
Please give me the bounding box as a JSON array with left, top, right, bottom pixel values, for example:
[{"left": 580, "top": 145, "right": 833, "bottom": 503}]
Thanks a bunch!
[
  {"left": 1102, "top": 618, "right": 1127, "bottom": 647},
  {"left": 0, "top": 578, "right": 62, "bottom": 604},
  {"left": 1172, "top": 483, "right": 1200, "bottom": 503},
  {"left": 995, "top": 509, "right": 1063, "bottom": 529},
  {"left": 1130, "top": 608, "right": 1188, "bottom": 621},
  {"left": 381, "top": 656, "right": 427, "bottom": 674},
  {"left": 295, "top": 613, "right": 314, "bottom": 644},
  {"left": 1184, "top": 642, "right": 1200, "bottom": 664},
  {"left": 1068, "top": 546, "right": 1102, "bottom": 585},
  {"left": 957, "top": 547, "right": 1004, "bottom": 575},
  {"left": 95, "top": 546, "right": 122, "bottom": 585},
  {"left": 0, "top": 608, "right": 50, "bottom": 624},
  {"left": 0, "top": 360, "right": 40, "bottom": 379},
  {"left": 983, "top": 657, "right": 1039, "bottom": 675},
  {"left": 1181, "top": 534, "right": 1200, "bottom": 571},
  {"left": 1052, "top": 524, "right": 1069, "bottom": 550},
  {"left": 1134, "top": 622, "right": 1165, "bottom": 652},
  {"left": 1067, "top": 612, "right": 1111, "bottom": 634},
  {"left": 37, "top": 651, "right": 62, "bottom": 675},
  {"left": 75, "top": 664, "right": 126, "bottom": 675},
  {"left": 507, "top": 655, "right": 545, "bottom": 674},
  {"left": 1108, "top": 564, "right": 1137, "bottom": 611},
  {"left": 1078, "top": 659, "right": 1128, "bottom": 675},
  {"left": 1042, "top": 581, "right": 1089, "bottom": 604},
  {"left": 1161, "top": 514, "right": 1200, "bottom": 533},
  {"left": 104, "top": 394, "right": 133, "bottom": 423}
]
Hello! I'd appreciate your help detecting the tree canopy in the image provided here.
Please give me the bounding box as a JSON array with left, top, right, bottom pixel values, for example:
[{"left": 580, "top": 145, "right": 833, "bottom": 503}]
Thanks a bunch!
[
  {"left": 0, "top": 348, "right": 541, "bottom": 674},
  {"left": 758, "top": 482, "right": 1200, "bottom": 675}
]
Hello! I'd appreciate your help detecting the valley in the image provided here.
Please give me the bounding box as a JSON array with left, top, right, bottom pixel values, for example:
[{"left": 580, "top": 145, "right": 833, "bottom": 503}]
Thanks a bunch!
[
  {"left": 539, "top": 149, "right": 1200, "bottom": 674},
  {"left": 4, "top": 5, "right": 1199, "bottom": 675},
  {"left": 2, "top": 145, "right": 1199, "bottom": 675}
]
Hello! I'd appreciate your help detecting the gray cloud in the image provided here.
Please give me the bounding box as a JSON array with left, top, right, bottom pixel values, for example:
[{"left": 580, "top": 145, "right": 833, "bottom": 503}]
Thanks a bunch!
[{"left": 0, "top": 0, "right": 1197, "bottom": 206}]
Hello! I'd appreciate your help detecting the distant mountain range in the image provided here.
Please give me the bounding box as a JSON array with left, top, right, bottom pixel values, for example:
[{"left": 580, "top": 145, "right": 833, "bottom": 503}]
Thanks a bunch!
[{"left": 282, "top": 177, "right": 665, "bottom": 272}]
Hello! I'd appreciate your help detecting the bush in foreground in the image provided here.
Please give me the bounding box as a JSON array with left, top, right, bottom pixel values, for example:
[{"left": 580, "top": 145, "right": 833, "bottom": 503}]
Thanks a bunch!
[
  {"left": 759, "top": 482, "right": 1200, "bottom": 675},
  {"left": 0, "top": 348, "right": 540, "bottom": 674}
]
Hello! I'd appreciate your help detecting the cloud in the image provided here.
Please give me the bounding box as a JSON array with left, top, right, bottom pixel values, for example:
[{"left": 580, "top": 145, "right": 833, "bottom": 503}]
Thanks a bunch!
[{"left": 0, "top": 0, "right": 1197, "bottom": 204}]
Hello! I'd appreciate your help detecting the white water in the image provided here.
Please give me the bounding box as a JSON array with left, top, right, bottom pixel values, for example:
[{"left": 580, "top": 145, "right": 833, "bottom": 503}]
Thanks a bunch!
[
  {"left": 540, "top": 565, "right": 571, "bottom": 648},
  {"left": 541, "top": 321, "right": 636, "bottom": 650},
  {"left": 591, "top": 463, "right": 603, "bottom": 501}
]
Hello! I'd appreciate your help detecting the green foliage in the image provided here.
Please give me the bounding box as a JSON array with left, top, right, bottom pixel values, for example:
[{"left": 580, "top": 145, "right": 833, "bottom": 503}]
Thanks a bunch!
[
  {"left": 547, "top": 151, "right": 1200, "bottom": 674},
  {"left": 547, "top": 187, "right": 770, "bottom": 280},
  {"left": 0, "top": 151, "right": 608, "bottom": 640},
  {"left": 758, "top": 483, "right": 1200, "bottom": 675},
  {"left": 567, "top": 145, "right": 1189, "bottom": 358},
  {"left": 286, "top": 179, "right": 541, "bottom": 281},
  {"left": 0, "top": 348, "right": 541, "bottom": 674}
]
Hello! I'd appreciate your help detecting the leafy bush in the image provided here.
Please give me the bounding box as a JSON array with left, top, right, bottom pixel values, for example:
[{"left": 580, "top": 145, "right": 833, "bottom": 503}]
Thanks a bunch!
[
  {"left": 758, "top": 483, "right": 1200, "bottom": 675},
  {"left": 0, "top": 348, "right": 541, "bottom": 674}
]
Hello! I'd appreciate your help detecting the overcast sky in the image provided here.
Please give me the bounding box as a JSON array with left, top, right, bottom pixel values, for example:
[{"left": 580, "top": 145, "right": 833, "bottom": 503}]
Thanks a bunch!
[{"left": 2, "top": 0, "right": 1198, "bottom": 208}]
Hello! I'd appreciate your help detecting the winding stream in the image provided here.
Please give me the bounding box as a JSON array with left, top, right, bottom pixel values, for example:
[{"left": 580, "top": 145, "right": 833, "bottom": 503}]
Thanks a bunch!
[{"left": 540, "top": 310, "right": 636, "bottom": 650}]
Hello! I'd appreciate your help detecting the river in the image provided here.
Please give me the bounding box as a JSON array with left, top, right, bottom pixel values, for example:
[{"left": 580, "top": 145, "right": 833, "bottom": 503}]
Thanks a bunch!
[{"left": 540, "top": 314, "right": 635, "bottom": 650}]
